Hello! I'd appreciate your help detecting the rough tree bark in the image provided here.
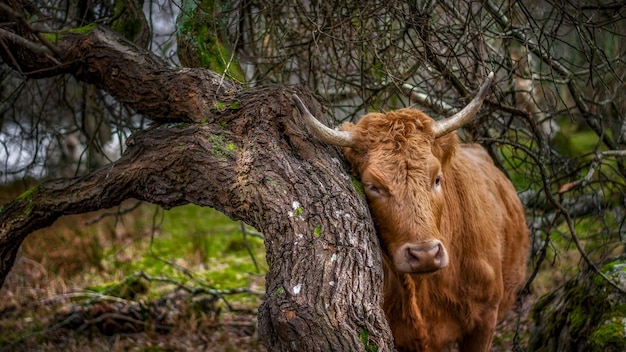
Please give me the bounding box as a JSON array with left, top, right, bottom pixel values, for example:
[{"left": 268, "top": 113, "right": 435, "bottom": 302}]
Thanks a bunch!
[{"left": 0, "top": 25, "right": 393, "bottom": 351}]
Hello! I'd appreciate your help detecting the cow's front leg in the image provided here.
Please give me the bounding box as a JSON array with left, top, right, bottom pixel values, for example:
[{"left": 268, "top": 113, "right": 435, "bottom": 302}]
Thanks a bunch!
[{"left": 458, "top": 308, "right": 498, "bottom": 352}]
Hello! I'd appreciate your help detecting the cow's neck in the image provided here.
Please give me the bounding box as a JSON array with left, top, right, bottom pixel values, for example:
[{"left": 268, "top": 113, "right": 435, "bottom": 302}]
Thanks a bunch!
[
  {"left": 382, "top": 255, "right": 462, "bottom": 351},
  {"left": 382, "top": 255, "right": 433, "bottom": 351},
  {"left": 383, "top": 259, "right": 454, "bottom": 307}
]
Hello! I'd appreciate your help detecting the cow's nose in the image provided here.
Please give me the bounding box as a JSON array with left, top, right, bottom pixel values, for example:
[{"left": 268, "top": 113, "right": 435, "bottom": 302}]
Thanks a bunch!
[{"left": 395, "top": 240, "right": 449, "bottom": 273}]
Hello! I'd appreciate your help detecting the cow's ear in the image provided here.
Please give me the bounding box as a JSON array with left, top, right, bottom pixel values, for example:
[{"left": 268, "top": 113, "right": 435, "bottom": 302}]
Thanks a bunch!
[
  {"left": 433, "top": 132, "right": 457, "bottom": 168},
  {"left": 339, "top": 122, "right": 368, "bottom": 176}
]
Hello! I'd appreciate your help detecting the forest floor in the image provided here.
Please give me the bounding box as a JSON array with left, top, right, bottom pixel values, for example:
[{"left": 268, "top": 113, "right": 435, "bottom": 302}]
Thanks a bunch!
[{"left": 0, "top": 183, "right": 574, "bottom": 352}]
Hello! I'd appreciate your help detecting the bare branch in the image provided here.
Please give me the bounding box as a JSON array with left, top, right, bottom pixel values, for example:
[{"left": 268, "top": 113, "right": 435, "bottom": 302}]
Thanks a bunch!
[
  {"left": 402, "top": 83, "right": 456, "bottom": 115},
  {"left": 558, "top": 150, "right": 626, "bottom": 194},
  {"left": 0, "top": 27, "right": 52, "bottom": 55},
  {"left": 0, "top": 3, "right": 62, "bottom": 56},
  {"left": 84, "top": 201, "right": 143, "bottom": 225}
]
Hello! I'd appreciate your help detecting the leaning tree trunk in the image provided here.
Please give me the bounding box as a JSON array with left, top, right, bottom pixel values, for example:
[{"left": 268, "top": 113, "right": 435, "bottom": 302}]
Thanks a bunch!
[{"left": 0, "top": 24, "right": 393, "bottom": 351}]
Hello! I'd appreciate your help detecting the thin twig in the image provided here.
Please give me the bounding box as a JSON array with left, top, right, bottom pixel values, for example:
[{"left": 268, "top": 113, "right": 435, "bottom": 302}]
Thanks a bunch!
[
  {"left": 558, "top": 150, "right": 626, "bottom": 194},
  {"left": 0, "top": 3, "right": 62, "bottom": 58},
  {"left": 241, "top": 221, "right": 260, "bottom": 273},
  {"left": 0, "top": 27, "right": 51, "bottom": 55},
  {"left": 84, "top": 201, "right": 143, "bottom": 225},
  {"left": 79, "top": 312, "right": 170, "bottom": 331},
  {"left": 401, "top": 82, "right": 456, "bottom": 115},
  {"left": 0, "top": 309, "right": 88, "bottom": 352}
]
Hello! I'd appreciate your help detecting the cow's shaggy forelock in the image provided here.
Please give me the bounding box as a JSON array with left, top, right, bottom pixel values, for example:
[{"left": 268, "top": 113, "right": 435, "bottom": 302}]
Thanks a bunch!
[{"left": 340, "top": 108, "right": 456, "bottom": 179}]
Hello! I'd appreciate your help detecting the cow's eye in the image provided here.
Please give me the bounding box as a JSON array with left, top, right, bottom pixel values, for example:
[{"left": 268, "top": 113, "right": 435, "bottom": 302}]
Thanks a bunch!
[
  {"left": 365, "top": 182, "right": 383, "bottom": 197},
  {"left": 434, "top": 175, "right": 442, "bottom": 189}
]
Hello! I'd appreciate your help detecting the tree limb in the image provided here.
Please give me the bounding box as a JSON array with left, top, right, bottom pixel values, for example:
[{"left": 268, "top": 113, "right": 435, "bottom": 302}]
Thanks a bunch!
[
  {"left": 0, "top": 23, "right": 236, "bottom": 123},
  {"left": 0, "top": 23, "right": 394, "bottom": 349}
]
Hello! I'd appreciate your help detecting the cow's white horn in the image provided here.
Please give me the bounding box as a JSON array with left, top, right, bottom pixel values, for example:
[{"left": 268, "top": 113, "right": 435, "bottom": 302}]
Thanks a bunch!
[
  {"left": 291, "top": 94, "right": 356, "bottom": 147},
  {"left": 433, "top": 71, "right": 494, "bottom": 138}
]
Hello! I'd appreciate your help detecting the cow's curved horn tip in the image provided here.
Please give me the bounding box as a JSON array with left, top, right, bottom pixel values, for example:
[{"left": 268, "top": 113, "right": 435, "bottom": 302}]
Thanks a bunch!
[
  {"left": 483, "top": 71, "right": 495, "bottom": 86},
  {"left": 291, "top": 94, "right": 303, "bottom": 106},
  {"left": 476, "top": 71, "right": 495, "bottom": 97},
  {"left": 291, "top": 94, "right": 307, "bottom": 113}
]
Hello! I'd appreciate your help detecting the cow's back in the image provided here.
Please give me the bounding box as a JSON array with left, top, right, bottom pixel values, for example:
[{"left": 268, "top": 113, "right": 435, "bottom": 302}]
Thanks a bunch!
[{"left": 456, "top": 143, "right": 529, "bottom": 314}]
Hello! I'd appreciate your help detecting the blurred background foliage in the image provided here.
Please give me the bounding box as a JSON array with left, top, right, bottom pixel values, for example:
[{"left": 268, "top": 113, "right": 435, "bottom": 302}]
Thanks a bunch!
[{"left": 0, "top": 0, "right": 625, "bottom": 350}]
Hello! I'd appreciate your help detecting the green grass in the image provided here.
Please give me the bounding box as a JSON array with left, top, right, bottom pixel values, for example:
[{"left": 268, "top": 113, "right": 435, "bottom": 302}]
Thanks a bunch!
[
  {"left": 499, "top": 141, "right": 537, "bottom": 190},
  {"left": 98, "top": 204, "right": 266, "bottom": 292},
  {"left": 0, "top": 200, "right": 267, "bottom": 350}
]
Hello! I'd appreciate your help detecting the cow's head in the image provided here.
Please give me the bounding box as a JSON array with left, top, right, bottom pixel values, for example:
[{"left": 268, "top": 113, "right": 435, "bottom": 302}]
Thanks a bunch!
[{"left": 292, "top": 72, "right": 493, "bottom": 275}]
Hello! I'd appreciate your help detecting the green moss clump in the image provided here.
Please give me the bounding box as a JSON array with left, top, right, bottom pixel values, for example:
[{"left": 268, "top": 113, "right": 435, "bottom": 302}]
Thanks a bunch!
[
  {"left": 40, "top": 32, "right": 60, "bottom": 43},
  {"left": 68, "top": 23, "right": 98, "bottom": 34},
  {"left": 314, "top": 225, "right": 322, "bottom": 237},
  {"left": 16, "top": 185, "right": 38, "bottom": 200},
  {"left": 90, "top": 276, "right": 149, "bottom": 300},
  {"left": 351, "top": 176, "right": 366, "bottom": 198},
  {"left": 215, "top": 100, "right": 241, "bottom": 112},
  {"left": 111, "top": 1, "right": 143, "bottom": 42},
  {"left": 359, "top": 328, "right": 378, "bottom": 352},
  {"left": 529, "top": 257, "right": 626, "bottom": 351},
  {"left": 105, "top": 204, "right": 266, "bottom": 292},
  {"left": 16, "top": 185, "right": 38, "bottom": 216},
  {"left": 273, "top": 287, "right": 285, "bottom": 297},
  {"left": 37, "top": 23, "right": 97, "bottom": 44},
  {"left": 208, "top": 133, "right": 236, "bottom": 160},
  {"left": 588, "top": 317, "right": 626, "bottom": 350},
  {"left": 176, "top": 0, "right": 245, "bottom": 82}
]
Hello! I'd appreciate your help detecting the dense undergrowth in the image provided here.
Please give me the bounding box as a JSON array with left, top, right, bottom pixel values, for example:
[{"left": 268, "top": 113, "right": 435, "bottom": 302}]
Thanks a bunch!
[{"left": 0, "top": 183, "right": 267, "bottom": 351}]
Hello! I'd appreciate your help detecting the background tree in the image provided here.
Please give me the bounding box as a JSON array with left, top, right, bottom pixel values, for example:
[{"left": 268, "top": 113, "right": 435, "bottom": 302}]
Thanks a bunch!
[{"left": 1, "top": 0, "right": 625, "bottom": 351}]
